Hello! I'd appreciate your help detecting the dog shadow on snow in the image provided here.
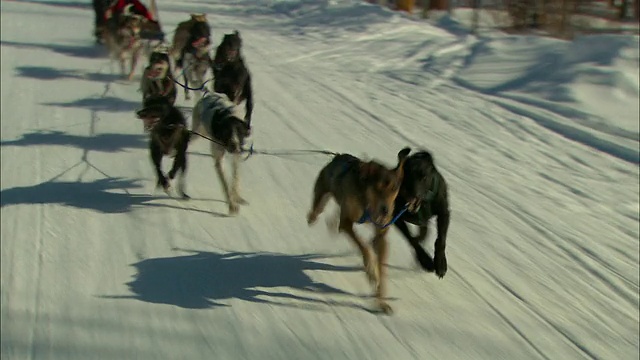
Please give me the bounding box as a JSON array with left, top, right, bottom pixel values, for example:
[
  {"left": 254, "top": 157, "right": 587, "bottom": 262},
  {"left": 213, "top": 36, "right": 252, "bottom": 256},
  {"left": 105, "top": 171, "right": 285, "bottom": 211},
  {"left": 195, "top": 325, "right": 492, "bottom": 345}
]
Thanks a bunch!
[
  {"left": 15, "top": 66, "right": 122, "bottom": 83},
  {"left": 0, "top": 40, "right": 106, "bottom": 60},
  {"left": 1, "top": 130, "right": 147, "bottom": 153},
  {"left": 101, "top": 248, "right": 376, "bottom": 312},
  {"left": 42, "top": 96, "right": 140, "bottom": 113},
  {"left": 0, "top": 177, "right": 225, "bottom": 216}
]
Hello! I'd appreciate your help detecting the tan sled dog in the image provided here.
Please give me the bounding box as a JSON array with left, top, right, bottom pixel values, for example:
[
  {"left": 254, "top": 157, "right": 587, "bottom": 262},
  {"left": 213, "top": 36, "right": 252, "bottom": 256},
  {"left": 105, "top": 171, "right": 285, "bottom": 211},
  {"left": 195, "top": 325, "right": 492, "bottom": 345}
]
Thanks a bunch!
[{"left": 307, "top": 148, "right": 410, "bottom": 314}]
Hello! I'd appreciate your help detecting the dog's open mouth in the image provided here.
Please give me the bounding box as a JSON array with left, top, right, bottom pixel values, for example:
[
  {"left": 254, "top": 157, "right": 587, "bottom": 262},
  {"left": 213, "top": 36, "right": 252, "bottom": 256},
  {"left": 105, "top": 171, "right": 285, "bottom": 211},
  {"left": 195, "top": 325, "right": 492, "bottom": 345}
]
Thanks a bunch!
[
  {"left": 226, "top": 49, "right": 237, "bottom": 61},
  {"left": 192, "top": 37, "right": 208, "bottom": 48},
  {"left": 139, "top": 116, "right": 160, "bottom": 132},
  {"left": 147, "top": 62, "right": 168, "bottom": 79},
  {"left": 136, "top": 108, "right": 163, "bottom": 132},
  {"left": 407, "top": 198, "right": 422, "bottom": 213}
]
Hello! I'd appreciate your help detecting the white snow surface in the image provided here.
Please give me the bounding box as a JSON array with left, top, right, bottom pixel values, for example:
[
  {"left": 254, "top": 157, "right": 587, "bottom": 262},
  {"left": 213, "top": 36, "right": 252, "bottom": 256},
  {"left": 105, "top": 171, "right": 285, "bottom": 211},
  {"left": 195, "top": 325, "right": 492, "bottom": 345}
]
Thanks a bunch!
[{"left": 1, "top": 0, "right": 639, "bottom": 359}]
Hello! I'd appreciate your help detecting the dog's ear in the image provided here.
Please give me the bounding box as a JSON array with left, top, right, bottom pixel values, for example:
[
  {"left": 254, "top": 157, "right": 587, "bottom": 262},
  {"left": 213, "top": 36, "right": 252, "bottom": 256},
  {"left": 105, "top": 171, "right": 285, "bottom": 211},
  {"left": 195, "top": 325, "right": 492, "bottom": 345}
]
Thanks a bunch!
[
  {"left": 123, "top": 3, "right": 134, "bottom": 16},
  {"left": 395, "top": 147, "right": 411, "bottom": 180},
  {"left": 233, "top": 30, "right": 240, "bottom": 37},
  {"left": 397, "top": 147, "right": 411, "bottom": 162}
]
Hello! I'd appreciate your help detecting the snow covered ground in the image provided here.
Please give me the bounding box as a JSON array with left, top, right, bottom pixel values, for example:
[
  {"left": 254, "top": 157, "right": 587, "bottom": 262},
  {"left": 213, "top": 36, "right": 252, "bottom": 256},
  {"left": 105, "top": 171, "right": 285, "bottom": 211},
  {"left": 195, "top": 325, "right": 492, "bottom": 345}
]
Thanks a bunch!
[{"left": 1, "top": 0, "right": 638, "bottom": 359}]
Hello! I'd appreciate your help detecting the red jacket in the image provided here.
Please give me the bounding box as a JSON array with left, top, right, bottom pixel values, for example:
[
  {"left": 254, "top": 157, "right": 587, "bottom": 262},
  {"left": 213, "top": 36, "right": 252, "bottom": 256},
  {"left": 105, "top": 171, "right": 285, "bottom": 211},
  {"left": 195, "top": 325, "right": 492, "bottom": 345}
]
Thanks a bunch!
[{"left": 106, "top": 0, "right": 154, "bottom": 21}]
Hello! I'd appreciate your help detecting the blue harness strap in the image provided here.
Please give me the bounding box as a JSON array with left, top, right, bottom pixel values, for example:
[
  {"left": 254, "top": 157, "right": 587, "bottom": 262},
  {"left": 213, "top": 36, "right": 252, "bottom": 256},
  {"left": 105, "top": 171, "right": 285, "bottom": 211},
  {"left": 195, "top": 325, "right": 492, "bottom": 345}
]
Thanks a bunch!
[{"left": 357, "top": 205, "right": 409, "bottom": 229}]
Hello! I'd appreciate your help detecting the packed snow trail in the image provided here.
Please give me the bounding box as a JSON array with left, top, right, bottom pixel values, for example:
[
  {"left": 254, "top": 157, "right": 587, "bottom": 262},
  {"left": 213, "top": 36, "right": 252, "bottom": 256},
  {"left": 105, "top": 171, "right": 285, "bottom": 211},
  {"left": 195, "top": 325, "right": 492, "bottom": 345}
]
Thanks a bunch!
[{"left": 1, "top": 1, "right": 638, "bottom": 360}]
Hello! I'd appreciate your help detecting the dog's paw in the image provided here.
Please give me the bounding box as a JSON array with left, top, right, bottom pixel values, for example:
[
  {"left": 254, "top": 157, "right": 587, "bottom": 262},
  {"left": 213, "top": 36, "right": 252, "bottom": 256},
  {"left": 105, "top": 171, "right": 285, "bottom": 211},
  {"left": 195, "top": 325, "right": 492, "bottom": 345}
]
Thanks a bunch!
[
  {"left": 229, "top": 202, "right": 240, "bottom": 215},
  {"left": 376, "top": 301, "right": 393, "bottom": 315},
  {"left": 434, "top": 250, "right": 447, "bottom": 279},
  {"left": 156, "top": 177, "right": 170, "bottom": 193},
  {"left": 306, "top": 211, "right": 316, "bottom": 225},
  {"left": 414, "top": 246, "right": 435, "bottom": 272}
]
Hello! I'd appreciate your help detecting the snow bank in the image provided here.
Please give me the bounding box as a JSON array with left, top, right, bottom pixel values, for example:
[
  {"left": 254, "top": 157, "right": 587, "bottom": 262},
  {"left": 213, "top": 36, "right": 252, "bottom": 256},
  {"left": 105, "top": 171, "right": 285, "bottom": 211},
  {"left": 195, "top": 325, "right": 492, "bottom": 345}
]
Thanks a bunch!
[{"left": 455, "top": 33, "right": 639, "bottom": 162}]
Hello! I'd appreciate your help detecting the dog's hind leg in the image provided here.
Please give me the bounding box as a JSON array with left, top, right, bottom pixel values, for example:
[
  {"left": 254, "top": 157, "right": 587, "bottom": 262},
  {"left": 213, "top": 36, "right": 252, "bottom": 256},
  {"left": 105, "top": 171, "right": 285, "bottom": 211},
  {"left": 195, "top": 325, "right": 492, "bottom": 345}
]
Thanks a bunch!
[
  {"left": 372, "top": 231, "right": 392, "bottom": 315},
  {"left": 433, "top": 210, "right": 450, "bottom": 278}
]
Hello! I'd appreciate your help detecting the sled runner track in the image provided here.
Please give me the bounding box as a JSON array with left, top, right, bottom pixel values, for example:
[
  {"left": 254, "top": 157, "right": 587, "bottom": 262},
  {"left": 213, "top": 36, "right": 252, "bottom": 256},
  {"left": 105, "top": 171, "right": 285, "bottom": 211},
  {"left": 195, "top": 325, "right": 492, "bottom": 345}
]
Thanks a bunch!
[
  {"left": 452, "top": 268, "right": 555, "bottom": 360},
  {"left": 478, "top": 269, "right": 599, "bottom": 360}
]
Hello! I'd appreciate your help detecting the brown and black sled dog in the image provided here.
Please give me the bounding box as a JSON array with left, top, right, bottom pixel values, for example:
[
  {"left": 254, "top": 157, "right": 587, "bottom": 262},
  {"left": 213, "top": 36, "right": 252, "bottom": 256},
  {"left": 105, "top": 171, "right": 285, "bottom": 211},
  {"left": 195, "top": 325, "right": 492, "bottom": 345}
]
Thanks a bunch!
[{"left": 307, "top": 148, "right": 411, "bottom": 314}]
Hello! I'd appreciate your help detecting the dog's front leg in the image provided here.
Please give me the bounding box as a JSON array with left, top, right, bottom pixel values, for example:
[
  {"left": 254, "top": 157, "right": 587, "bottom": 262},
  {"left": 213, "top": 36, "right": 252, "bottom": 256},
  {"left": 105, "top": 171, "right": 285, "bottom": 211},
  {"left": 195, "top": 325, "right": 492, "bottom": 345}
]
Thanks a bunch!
[
  {"left": 127, "top": 48, "right": 140, "bottom": 81},
  {"left": 150, "top": 143, "right": 169, "bottom": 192},
  {"left": 395, "top": 220, "right": 434, "bottom": 272},
  {"left": 168, "top": 135, "right": 190, "bottom": 199},
  {"left": 339, "top": 217, "right": 378, "bottom": 286},
  {"left": 212, "top": 144, "right": 236, "bottom": 214},
  {"left": 119, "top": 53, "right": 127, "bottom": 77},
  {"left": 372, "top": 230, "right": 392, "bottom": 314},
  {"left": 243, "top": 76, "right": 254, "bottom": 125},
  {"left": 183, "top": 70, "right": 191, "bottom": 101},
  {"left": 433, "top": 209, "right": 450, "bottom": 278}
]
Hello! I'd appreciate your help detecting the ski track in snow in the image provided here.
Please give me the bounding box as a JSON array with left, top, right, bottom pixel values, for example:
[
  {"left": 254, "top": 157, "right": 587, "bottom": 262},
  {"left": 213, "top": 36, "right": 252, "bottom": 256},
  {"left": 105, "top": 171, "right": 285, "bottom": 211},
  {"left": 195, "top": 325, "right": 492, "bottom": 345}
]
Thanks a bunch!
[{"left": 1, "top": 1, "right": 638, "bottom": 360}]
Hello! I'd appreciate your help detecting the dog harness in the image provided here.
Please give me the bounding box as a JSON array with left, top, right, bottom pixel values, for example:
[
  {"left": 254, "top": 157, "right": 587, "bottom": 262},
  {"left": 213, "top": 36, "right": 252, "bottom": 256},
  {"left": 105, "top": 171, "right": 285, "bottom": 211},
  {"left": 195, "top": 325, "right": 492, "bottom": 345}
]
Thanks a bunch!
[
  {"left": 334, "top": 157, "right": 408, "bottom": 228},
  {"left": 198, "top": 92, "right": 245, "bottom": 131}
]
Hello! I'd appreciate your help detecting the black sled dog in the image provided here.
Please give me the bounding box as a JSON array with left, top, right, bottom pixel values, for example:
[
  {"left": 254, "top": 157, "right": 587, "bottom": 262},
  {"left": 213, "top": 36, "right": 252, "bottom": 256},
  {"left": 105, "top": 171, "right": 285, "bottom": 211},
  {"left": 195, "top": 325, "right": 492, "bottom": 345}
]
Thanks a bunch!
[
  {"left": 392, "top": 148, "right": 450, "bottom": 278},
  {"left": 136, "top": 95, "right": 191, "bottom": 198},
  {"left": 140, "top": 47, "right": 177, "bottom": 105},
  {"left": 211, "top": 30, "right": 254, "bottom": 125}
]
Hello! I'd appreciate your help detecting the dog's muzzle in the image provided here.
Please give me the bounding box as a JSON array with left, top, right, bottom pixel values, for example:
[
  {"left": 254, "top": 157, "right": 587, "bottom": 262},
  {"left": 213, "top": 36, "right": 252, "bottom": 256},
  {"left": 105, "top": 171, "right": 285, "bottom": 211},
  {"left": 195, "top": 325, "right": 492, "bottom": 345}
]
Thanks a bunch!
[
  {"left": 147, "top": 62, "right": 168, "bottom": 80},
  {"left": 192, "top": 37, "right": 208, "bottom": 48},
  {"left": 136, "top": 108, "right": 163, "bottom": 132},
  {"left": 138, "top": 116, "right": 160, "bottom": 132}
]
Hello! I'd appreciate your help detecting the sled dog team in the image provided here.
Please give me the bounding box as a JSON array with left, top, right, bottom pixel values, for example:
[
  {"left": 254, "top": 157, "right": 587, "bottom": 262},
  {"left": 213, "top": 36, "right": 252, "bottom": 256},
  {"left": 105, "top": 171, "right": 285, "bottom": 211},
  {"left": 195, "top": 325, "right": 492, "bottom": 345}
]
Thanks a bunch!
[{"left": 96, "top": 1, "right": 450, "bottom": 315}]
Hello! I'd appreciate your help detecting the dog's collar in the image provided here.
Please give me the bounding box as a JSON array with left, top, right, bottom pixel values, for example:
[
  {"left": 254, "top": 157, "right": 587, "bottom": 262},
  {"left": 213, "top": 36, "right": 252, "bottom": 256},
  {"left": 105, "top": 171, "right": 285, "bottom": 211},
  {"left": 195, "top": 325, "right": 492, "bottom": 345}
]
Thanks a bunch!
[
  {"left": 357, "top": 206, "right": 409, "bottom": 229},
  {"left": 357, "top": 210, "right": 371, "bottom": 225}
]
